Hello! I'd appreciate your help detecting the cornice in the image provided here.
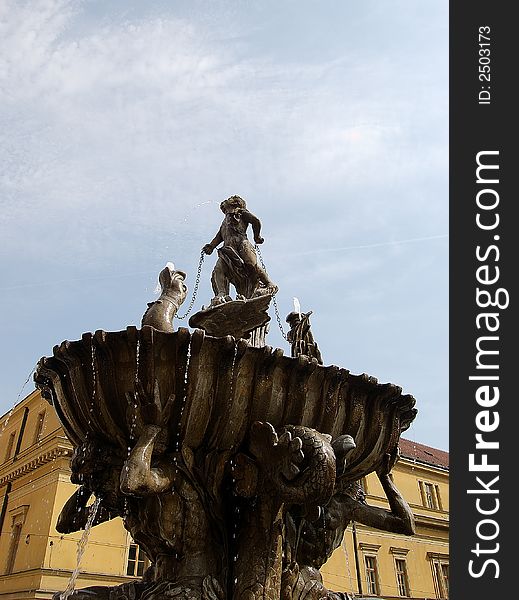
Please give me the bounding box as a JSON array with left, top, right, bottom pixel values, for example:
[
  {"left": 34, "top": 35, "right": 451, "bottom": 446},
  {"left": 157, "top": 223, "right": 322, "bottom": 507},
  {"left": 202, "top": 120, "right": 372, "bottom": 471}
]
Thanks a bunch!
[
  {"left": 398, "top": 457, "right": 449, "bottom": 475},
  {"left": 414, "top": 512, "right": 450, "bottom": 530},
  {"left": 0, "top": 435, "right": 73, "bottom": 486}
]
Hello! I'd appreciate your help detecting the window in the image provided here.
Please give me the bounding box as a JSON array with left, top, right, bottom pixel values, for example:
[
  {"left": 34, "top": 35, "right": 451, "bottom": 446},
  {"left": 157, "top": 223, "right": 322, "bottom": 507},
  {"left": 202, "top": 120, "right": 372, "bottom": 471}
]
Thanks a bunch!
[
  {"left": 4, "top": 432, "right": 16, "bottom": 462},
  {"left": 4, "top": 506, "right": 29, "bottom": 575},
  {"left": 364, "top": 555, "right": 380, "bottom": 595},
  {"left": 5, "top": 522, "right": 22, "bottom": 574},
  {"left": 34, "top": 411, "right": 46, "bottom": 443},
  {"left": 440, "top": 564, "right": 449, "bottom": 595},
  {"left": 433, "top": 562, "right": 449, "bottom": 598},
  {"left": 424, "top": 483, "right": 435, "bottom": 508},
  {"left": 360, "top": 543, "right": 381, "bottom": 596},
  {"left": 435, "top": 484, "right": 443, "bottom": 510},
  {"left": 395, "top": 558, "right": 410, "bottom": 597},
  {"left": 391, "top": 547, "right": 411, "bottom": 597},
  {"left": 126, "top": 543, "right": 150, "bottom": 577},
  {"left": 428, "top": 553, "right": 449, "bottom": 599},
  {"left": 420, "top": 481, "right": 439, "bottom": 509}
]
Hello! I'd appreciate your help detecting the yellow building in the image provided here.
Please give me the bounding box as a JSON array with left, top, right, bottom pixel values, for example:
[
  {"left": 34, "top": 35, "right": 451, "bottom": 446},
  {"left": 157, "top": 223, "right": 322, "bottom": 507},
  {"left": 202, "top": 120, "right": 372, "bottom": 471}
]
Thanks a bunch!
[
  {"left": 321, "top": 440, "right": 449, "bottom": 599},
  {"left": 0, "top": 390, "right": 137, "bottom": 600},
  {"left": 0, "top": 391, "right": 448, "bottom": 600}
]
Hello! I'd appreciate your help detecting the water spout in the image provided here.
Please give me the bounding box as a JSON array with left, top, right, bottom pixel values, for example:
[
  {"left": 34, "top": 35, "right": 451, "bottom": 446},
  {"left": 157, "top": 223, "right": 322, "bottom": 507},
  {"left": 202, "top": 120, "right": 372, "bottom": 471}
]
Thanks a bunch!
[{"left": 293, "top": 297, "right": 301, "bottom": 318}]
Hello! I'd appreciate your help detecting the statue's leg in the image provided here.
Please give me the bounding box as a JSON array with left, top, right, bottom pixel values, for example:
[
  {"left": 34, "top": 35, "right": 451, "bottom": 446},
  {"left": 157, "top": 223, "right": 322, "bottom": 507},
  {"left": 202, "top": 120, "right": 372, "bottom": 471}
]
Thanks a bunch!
[
  {"left": 239, "top": 242, "right": 277, "bottom": 296},
  {"left": 211, "top": 259, "right": 231, "bottom": 300},
  {"left": 255, "top": 264, "right": 278, "bottom": 292}
]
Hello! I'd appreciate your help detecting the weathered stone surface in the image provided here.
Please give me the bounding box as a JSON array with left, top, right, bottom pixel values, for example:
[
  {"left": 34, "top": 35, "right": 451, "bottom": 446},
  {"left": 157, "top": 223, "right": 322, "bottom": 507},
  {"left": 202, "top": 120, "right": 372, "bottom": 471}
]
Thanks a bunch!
[
  {"left": 189, "top": 295, "right": 272, "bottom": 340},
  {"left": 35, "top": 201, "right": 417, "bottom": 600},
  {"left": 202, "top": 196, "right": 278, "bottom": 303},
  {"left": 141, "top": 265, "right": 187, "bottom": 333},
  {"left": 35, "top": 326, "right": 417, "bottom": 600}
]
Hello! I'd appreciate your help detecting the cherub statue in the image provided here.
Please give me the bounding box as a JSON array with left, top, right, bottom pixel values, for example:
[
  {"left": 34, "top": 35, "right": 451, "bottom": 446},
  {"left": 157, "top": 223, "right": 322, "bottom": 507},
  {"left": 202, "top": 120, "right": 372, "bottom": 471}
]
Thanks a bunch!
[{"left": 202, "top": 196, "right": 278, "bottom": 303}]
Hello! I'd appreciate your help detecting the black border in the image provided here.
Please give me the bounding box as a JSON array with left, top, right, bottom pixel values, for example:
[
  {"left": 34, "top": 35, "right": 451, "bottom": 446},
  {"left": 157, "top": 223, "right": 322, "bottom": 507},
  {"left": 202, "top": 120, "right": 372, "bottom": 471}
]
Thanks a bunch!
[{"left": 450, "top": 2, "right": 514, "bottom": 597}]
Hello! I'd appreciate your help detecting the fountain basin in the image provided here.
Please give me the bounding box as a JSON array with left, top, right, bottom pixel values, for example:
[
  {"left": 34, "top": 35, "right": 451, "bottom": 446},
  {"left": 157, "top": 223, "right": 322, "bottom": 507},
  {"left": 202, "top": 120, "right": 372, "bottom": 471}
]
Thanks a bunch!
[{"left": 35, "top": 326, "right": 416, "bottom": 483}]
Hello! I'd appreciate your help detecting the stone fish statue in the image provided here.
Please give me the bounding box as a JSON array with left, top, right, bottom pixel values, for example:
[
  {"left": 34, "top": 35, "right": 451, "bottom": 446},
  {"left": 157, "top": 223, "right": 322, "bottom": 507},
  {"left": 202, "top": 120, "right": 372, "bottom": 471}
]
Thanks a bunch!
[{"left": 141, "top": 263, "right": 188, "bottom": 333}]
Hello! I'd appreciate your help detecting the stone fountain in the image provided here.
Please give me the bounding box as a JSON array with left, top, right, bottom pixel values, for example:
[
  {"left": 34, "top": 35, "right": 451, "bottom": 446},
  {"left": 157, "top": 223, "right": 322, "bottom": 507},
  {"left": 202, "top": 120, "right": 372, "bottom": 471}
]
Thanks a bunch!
[{"left": 35, "top": 197, "right": 417, "bottom": 600}]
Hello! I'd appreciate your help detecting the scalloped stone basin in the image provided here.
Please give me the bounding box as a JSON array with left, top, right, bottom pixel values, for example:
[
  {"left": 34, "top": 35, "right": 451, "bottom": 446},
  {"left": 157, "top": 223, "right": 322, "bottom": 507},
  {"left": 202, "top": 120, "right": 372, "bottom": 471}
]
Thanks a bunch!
[{"left": 35, "top": 325, "right": 416, "bottom": 482}]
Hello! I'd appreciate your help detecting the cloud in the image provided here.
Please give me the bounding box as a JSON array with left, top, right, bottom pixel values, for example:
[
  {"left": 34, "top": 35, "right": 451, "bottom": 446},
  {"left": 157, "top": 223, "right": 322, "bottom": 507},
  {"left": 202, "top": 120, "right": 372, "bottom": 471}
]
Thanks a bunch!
[
  {"left": 1, "top": 0, "right": 446, "bottom": 271},
  {"left": 0, "top": 1, "right": 449, "bottom": 451}
]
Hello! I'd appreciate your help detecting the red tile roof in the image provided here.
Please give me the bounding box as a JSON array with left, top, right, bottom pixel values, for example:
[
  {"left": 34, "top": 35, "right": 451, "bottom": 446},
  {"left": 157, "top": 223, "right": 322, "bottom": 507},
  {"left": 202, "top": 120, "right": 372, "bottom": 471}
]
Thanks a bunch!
[{"left": 399, "top": 438, "right": 449, "bottom": 470}]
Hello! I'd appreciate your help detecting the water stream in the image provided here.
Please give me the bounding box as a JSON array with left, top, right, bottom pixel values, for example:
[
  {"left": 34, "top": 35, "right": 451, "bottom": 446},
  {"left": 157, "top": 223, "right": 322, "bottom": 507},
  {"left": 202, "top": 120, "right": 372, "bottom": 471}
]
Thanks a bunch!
[
  {"left": 226, "top": 343, "right": 240, "bottom": 588},
  {"left": 341, "top": 530, "right": 355, "bottom": 598},
  {"left": 60, "top": 496, "right": 102, "bottom": 600}
]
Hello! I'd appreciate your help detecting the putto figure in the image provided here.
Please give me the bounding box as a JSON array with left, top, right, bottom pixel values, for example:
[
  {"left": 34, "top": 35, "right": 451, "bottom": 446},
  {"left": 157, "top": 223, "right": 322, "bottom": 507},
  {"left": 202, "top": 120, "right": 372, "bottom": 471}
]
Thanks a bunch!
[{"left": 203, "top": 195, "right": 278, "bottom": 304}]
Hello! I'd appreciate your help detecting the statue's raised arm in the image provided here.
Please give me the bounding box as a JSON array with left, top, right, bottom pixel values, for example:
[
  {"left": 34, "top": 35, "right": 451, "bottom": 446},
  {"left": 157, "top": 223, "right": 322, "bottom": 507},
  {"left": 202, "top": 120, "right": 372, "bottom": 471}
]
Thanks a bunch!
[{"left": 240, "top": 207, "right": 264, "bottom": 244}]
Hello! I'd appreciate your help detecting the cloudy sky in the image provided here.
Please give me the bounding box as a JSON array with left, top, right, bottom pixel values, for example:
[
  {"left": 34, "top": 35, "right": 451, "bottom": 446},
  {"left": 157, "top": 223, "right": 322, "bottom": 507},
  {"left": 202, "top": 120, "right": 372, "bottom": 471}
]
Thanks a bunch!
[{"left": 0, "top": 0, "right": 448, "bottom": 449}]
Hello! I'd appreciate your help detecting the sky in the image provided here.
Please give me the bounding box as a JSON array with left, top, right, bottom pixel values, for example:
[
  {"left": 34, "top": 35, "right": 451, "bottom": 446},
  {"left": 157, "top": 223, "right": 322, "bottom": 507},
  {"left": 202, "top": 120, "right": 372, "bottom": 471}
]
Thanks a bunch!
[{"left": 0, "top": 0, "right": 448, "bottom": 449}]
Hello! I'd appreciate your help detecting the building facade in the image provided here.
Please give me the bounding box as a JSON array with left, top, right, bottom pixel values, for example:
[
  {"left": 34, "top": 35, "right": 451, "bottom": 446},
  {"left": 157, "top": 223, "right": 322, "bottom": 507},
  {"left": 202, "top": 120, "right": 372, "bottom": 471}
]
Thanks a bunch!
[
  {"left": 321, "top": 439, "right": 449, "bottom": 599},
  {"left": 0, "top": 391, "right": 448, "bottom": 600}
]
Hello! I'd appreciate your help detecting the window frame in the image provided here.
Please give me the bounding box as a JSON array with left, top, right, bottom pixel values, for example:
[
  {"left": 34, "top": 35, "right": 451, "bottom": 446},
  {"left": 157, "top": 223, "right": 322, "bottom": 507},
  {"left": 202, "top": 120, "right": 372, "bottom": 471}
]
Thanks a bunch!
[
  {"left": 34, "top": 410, "right": 46, "bottom": 444},
  {"left": 428, "top": 552, "right": 449, "bottom": 599},
  {"left": 359, "top": 543, "right": 381, "bottom": 597},
  {"left": 364, "top": 554, "right": 380, "bottom": 596},
  {"left": 419, "top": 480, "right": 441, "bottom": 510},
  {"left": 390, "top": 547, "right": 411, "bottom": 598},
  {"left": 394, "top": 557, "right": 410, "bottom": 597},
  {"left": 5, "top": 505, "right": 29, "bottom": 575},
  {"left": 4, "top": 431, "right": 16, "bottom": 462},
  {"left": 126, "top": 540, "right": 150, "bottom": 577}
]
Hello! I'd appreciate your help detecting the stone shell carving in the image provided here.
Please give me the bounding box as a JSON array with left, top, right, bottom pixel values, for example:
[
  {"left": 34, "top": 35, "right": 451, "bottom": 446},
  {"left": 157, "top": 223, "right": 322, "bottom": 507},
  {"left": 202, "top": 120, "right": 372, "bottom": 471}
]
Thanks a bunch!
[{"left": 36, "top": 326, "right": 416, "bottom": 483}]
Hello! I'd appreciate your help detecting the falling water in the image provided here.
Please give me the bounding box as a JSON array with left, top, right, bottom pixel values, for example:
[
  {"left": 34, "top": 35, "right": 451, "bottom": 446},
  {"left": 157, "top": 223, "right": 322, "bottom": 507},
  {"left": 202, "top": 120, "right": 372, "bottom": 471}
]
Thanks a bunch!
[
  {"left": 89, "top": 341, "right": 97, "bottom": 425},
  {"left": 175, "top": 337, "right": 192, "bottom": 455},
  {"left": 135, "top": 338, "right": 140, "bottom": 385},
  {"left": 341, "top": 533, "right": 355, "bottom": 598},
  {"left": 129, "top": 338, "right": 141, "bottom": 444},
  {"left": 0, "top": 407, "right": 16, "bottom": 441},
  {"left": 226, "top": 343, "right": 240, "bottom": 591},
  {"left": 60, "top": 496, "right": 102, "bottom": 600},
  {"left": 123, "top": 338, "right": 141, "bottom": 518},
  {"left": 154, "top": 264, "right": 175, "bottom": 295},
  {"left": 180, "top": 199, "right": 219, "bottom": 227}
]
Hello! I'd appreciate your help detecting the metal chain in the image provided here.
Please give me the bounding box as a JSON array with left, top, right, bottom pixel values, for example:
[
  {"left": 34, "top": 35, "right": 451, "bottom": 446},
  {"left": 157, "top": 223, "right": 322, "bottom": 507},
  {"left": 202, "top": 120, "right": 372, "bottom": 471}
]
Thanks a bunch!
[
  {"left": 254, "top": 244, "right": 288, "bottom": 340},
  {"left": 176, "top": 252, "right": 205, "bottom": 319},
  {"left": 271, "top": 294, "right": 288, "bottom": 341}
]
